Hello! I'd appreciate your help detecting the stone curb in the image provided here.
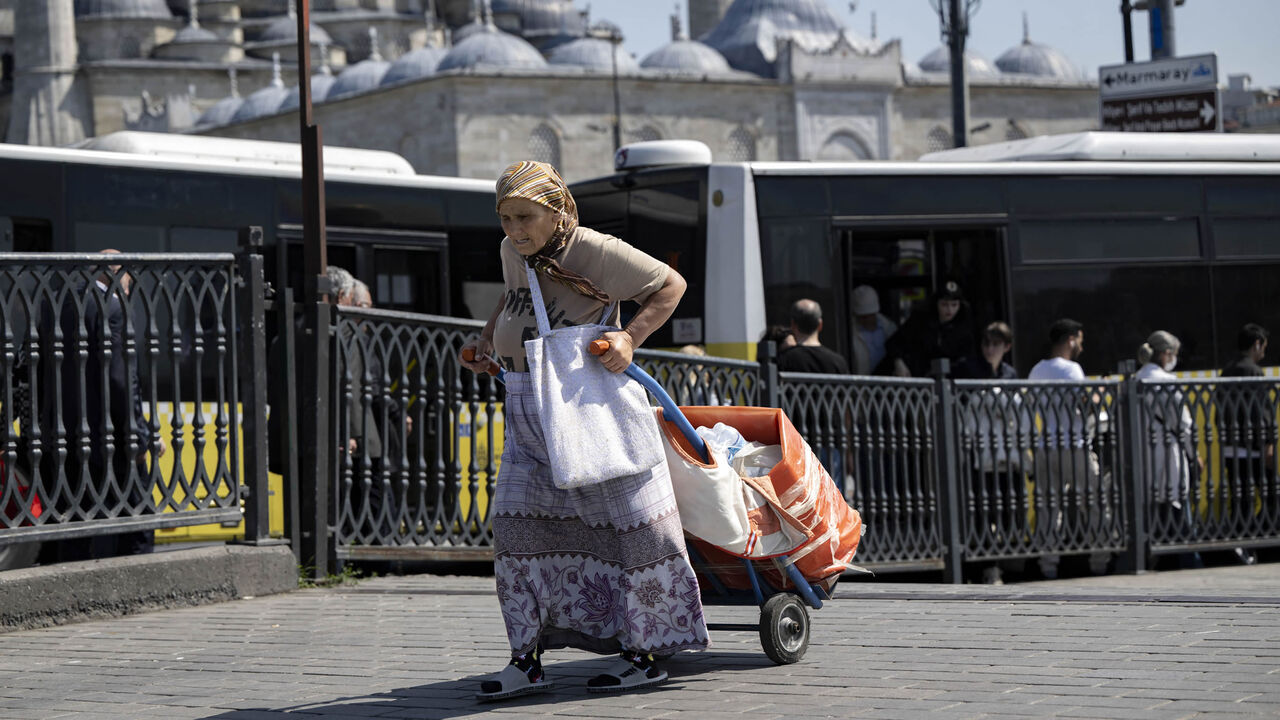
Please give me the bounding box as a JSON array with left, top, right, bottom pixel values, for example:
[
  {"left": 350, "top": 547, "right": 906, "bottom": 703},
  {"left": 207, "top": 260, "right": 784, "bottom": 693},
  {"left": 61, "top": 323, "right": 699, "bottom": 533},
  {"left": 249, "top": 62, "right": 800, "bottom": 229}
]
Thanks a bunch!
[{"left": 0, "top": 544, "right": 297, "bottom": 633}]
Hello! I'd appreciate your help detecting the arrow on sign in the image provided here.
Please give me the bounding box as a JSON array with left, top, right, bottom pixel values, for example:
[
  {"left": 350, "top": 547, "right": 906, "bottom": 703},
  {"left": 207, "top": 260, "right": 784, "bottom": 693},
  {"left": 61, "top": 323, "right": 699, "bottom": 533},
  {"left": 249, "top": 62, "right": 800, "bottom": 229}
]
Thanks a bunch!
[{"left": 1200, "top": 101, "right": 1215, "bottom": 125}]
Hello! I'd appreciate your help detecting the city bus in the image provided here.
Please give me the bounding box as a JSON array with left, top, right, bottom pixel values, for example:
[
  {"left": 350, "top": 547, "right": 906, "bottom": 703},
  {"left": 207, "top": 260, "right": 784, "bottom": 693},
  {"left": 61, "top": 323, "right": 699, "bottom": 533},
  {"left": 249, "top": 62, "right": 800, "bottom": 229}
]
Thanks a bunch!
[
  {"left": 570, "top": 133, "right": 1280, "bottom": 377},
  {"left": 0, "top": 132, "right": 502, "bottom": 557}
]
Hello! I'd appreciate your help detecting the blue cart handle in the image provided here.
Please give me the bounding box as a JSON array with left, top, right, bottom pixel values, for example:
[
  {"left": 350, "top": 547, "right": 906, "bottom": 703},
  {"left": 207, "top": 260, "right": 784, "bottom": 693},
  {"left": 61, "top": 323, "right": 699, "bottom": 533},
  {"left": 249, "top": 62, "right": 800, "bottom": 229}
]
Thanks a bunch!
[{"left": 589, "top": 340, "right": 710, "bottom": 464}]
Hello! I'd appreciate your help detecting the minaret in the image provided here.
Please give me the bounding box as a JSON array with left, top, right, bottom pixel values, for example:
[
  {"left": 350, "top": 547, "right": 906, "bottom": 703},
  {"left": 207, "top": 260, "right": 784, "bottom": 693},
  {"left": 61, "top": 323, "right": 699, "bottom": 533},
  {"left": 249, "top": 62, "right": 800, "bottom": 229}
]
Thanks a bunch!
[
  {"left": 6, "top": 0, "right": 91, "bottom": 145},
  {"left": 688, "top": 0, "right": 733, "bottom": 41}
]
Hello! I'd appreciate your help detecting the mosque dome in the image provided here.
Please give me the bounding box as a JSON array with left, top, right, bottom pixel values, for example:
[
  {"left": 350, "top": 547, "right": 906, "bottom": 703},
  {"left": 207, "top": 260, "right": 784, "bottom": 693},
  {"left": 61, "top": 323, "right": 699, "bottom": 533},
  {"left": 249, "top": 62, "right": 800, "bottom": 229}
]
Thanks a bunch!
[
  {"left": 995, "top": 22, "right": 1082, "bottom": 80},
  {"left": 547, "top": 37, "right": 639, "bottom": 72},
  {"left": 279, "top": 71, "right": 337, "bottom": 112},
  {"left": 329, "top": 54, "right": 391, "bottom": 99},
  {"left": 700, "top": 0, "right": 843, "bottom": 77},
  {"left": 197, "top": 95, "right": 244, "bottom": 127},
  {"left": 437, "top": 23, "right": 548, "bottom": 72},
  {"left": 230, "top": 81, "right": 288, "bottom": 123},
  {"left": 75, "top": 0, "right": 173, "bottom": 18},
  {"left": 380, "top": 46, "right": 449, "bottom": 86},
  {"left": 640, "top": 40, "right": 732, "bottom": 75},
  {"left": 491, "top": 0, "right": 586, "bottom": 38},
  {"left": 257, "top": 13, "right": 333, "bottom": 45},
  {"left": 918, "top": 46, "right": 1001, "bottom": 79}
]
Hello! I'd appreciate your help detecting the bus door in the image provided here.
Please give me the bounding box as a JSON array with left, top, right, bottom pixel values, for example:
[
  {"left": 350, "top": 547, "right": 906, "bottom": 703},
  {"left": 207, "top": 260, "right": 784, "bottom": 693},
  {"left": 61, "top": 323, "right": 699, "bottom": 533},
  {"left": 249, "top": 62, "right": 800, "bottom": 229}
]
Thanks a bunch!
[
  {"left": 276, "top": 225, "right": 450, "bottom": 314},
  {"left": 837, "top": 222, "right": 1008, "bottom": 374}
]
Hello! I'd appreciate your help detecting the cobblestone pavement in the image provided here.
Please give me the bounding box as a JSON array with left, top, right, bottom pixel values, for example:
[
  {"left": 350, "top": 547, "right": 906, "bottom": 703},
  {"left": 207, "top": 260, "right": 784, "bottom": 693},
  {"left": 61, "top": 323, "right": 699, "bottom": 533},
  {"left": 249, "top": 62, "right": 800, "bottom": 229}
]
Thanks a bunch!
[{"left": 2, "top": 564, "right": 1279, "bottom": 720}]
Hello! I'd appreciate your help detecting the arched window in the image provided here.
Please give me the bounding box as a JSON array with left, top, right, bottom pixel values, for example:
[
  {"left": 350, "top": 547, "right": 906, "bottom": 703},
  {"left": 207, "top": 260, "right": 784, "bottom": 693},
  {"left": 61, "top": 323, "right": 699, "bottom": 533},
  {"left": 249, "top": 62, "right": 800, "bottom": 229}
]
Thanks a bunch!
[
  {"left": 727, "top": 127, "right": 757, "bottom": 162},
  {"left": 528, "top": 124, "right": 561, "bottom": 168},
  {"left": 816, "top": 131, "right": 870, "bottom": 161},
  {"left": 630, "top": 125, "right": 661, "bottom": 144},
  {"left": 926, "top": 126, "right": 952, "bottom": 153}
]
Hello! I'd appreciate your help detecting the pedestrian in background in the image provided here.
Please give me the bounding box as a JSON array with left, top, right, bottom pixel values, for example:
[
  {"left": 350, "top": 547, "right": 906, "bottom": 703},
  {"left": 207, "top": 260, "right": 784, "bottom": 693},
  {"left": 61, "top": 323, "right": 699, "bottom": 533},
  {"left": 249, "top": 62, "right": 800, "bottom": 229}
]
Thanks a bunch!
[
  {"left": 1219, "top": 323, "right": 1272, "bottom": 566},
  {"left": 777, "top": 298, "right": 848, "bottom": 374},
  {"left": 850, "top": 285, "right": 896, "bottom": 375},
  {"left": 1135, "top": 330, "right": 1201, "bottom": 567},
  {"left": 882, "top": 280, "right": 973, "bottom": 377}
]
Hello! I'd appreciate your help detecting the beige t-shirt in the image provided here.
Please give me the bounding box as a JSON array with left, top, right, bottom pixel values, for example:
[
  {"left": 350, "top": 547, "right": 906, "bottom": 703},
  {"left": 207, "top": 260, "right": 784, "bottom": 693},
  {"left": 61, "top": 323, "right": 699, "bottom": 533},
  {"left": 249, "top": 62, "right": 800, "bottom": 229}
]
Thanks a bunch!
[{"left": 493, "top": 226, "right": 669, "bottom": 372}]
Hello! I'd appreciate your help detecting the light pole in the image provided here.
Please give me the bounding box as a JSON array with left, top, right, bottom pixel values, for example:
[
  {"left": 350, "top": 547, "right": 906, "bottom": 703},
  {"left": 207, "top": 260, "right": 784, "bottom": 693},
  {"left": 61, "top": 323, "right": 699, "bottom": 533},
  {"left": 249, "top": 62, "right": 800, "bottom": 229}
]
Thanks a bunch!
[
  {"left": 609, "top": 27, "right": 623, "bottom": 152},
  {"left": 930, "top": 0, "right": 980, "bottom": 148}
]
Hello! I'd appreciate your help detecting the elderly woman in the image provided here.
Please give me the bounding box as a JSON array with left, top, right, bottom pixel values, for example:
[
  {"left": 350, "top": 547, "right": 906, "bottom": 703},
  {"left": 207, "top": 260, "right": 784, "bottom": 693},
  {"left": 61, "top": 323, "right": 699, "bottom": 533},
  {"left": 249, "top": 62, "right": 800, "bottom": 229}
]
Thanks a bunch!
[
  {"left": 1135, "top": 331, "right": 1200, "bottom": 541},
  {"left": 460, "top": 161, "right": 708, "bottom": 700}
]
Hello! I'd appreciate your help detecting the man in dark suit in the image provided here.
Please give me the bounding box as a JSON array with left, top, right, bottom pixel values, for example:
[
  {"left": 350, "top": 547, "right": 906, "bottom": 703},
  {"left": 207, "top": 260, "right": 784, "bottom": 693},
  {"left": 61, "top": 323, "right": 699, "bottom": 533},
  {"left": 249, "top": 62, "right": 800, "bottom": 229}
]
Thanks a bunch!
[
  {"left": 1219, "top": 323, "right": 1272, "bottom": 565},
  {"left": 39, "top": 250, "right": 164, "bottom": 561}
]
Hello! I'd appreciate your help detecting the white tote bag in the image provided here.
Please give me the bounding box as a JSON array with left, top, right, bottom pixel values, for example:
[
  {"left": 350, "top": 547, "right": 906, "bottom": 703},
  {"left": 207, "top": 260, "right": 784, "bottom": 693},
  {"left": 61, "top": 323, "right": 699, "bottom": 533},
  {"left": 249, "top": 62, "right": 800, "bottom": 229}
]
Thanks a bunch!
[{"left": 522, "top": 266, "right": 665, "bottom": 489}]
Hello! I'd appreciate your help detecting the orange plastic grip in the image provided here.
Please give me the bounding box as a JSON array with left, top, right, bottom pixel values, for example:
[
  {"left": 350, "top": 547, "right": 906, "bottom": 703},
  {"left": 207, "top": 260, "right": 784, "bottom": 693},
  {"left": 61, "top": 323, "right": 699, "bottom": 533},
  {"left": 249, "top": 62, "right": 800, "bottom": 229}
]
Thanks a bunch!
[
  {"left": 461, "top": 347, "right": 500, "bottom": 376},
  {"left": 588, "top": 339, "right": 610, "bottom": 356}
]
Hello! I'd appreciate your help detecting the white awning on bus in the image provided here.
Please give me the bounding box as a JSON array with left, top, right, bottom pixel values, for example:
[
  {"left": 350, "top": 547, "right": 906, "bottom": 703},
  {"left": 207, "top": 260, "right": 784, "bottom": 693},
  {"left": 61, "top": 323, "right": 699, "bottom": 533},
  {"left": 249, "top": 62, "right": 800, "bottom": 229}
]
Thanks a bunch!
[
  {"left": 74, "top": 131, "right": 417, "bottom": 176},
  {"left": 919, "top": 131, "right": 1280, "bottom": 163}
]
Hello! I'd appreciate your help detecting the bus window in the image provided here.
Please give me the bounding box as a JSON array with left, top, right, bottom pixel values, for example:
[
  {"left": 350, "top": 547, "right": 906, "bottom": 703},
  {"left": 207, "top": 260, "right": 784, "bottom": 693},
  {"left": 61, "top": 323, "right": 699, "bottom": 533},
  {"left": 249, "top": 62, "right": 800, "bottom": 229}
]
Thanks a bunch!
[
  {"left": 840, "top": 226, "right": 1006, "bottom": 371},
  {"left": 10, "top": 218, "right": 52, "bottom": 253},
  {"left": 74, "top": 222, "right": 166, "bottom": 252},
  {"left": 626, "top": 183, "right": 702, "bottom": 347},
  {"left": 1213, "top": 217, "right": 1280, "bottom": 259},
  {"left": 762, "top": 217, "right": 839, "bottom": 349},
  {"left": 1018, "top": 218, "right": 1201, "bottom": 263},
  {"left": 1211, "top": 263, "right": 1280, "bottom": 366},
  {"left": 170, "top": 227, "right": 239, "bottom": 253},
  {"left": 373, "top": 246, "right": 445, "bottom": 314},
  {"left": 1010, "top": 264, "right": 1214, "bottom": 374}
]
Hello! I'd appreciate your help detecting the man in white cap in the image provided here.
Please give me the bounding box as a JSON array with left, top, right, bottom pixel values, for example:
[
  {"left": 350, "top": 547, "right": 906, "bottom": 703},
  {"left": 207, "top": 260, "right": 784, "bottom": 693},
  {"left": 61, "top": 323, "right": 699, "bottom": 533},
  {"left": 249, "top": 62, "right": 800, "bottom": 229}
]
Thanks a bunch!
[{"left": 851, "top": 285, "right": 897, "bottom": 375}]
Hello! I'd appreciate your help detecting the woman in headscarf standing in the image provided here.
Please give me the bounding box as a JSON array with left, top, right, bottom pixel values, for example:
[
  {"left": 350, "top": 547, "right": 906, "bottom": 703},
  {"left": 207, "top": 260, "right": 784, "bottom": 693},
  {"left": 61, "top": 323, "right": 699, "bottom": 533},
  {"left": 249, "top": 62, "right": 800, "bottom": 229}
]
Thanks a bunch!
[{"left": 460, "top": 161, "right": 709, "bottom": 700}]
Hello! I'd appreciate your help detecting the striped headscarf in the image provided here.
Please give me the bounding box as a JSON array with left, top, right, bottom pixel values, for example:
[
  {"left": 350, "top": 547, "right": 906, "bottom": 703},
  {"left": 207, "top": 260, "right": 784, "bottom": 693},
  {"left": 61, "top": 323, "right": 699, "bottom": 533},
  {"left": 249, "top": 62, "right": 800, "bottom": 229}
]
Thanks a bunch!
[{"left": 496, "top": 160, "right": 609, "bottom": 303}]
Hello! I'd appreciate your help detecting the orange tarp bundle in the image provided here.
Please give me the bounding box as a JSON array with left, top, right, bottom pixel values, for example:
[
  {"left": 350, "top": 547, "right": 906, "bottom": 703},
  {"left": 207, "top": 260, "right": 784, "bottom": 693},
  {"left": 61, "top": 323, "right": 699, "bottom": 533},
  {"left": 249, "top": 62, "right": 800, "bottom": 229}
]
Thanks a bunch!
[{"left": 657, "top": 406, "right": 863, "bottom": 593}]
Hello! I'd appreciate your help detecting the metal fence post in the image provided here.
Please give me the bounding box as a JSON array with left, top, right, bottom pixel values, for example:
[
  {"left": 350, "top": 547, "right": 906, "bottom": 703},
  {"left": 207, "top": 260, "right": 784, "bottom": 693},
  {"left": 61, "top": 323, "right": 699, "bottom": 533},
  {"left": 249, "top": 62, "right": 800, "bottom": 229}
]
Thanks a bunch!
[
  {"left": 931, "top": 359, "right": 964, "bottom": 583},
  {"left": 761, "top": 340, "right": 780, "bottom": 409},
  {"left": 1118, "top": 360, "right": 1147, "bottom": 574},
  {"left": 298, "top": 275, "right": 333, "bottom": 580},
  {"left": 235, "top": 226, "right": 274, "bottom": 545}
]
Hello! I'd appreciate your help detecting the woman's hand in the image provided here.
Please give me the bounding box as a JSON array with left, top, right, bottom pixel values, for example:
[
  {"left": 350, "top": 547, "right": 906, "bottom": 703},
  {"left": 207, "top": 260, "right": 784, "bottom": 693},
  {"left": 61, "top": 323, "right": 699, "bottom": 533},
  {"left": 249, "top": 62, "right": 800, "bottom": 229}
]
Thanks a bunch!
[
  {"left": 596, "top": 329, "right": 635, "bottom": 373},
  {"left": 460, "top": 335, "right": 496, "bottom": 374}
]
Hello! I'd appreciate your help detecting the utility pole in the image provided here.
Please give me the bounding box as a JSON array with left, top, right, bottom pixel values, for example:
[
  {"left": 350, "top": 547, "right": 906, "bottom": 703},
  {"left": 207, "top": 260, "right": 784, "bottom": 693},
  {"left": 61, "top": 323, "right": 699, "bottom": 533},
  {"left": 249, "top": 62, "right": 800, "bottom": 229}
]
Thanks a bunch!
[
  {"left": 295, "top": 0, "right": 332, "bottom": 580},
  {"left": 1120, "top": 0, "right": 1135, "bottom": 63},
  {"left": 932, "top": 0, "right": 979, "bottom": 149}
]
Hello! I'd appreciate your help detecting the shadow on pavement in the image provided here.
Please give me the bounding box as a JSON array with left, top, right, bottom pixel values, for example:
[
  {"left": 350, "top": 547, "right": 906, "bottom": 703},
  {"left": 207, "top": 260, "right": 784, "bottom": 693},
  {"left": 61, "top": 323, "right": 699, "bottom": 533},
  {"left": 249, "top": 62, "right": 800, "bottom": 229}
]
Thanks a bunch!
[{"left": 196, "top": 651, "right": 775, "bottom": 719}]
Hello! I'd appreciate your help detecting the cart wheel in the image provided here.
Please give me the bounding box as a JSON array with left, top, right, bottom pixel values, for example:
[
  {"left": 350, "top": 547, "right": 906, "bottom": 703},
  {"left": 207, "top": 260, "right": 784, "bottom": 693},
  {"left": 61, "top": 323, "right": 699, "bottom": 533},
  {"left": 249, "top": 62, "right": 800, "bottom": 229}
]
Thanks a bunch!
[{"left": 759, "top": 593, "right": 810, "bottom": 665}]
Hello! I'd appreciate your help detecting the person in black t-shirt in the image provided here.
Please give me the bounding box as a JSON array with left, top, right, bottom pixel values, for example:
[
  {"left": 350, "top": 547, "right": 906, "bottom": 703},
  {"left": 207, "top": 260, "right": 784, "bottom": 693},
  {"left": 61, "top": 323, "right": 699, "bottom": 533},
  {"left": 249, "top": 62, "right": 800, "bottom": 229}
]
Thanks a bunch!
[
  {"left": 777, "top": 299, "right": 849, "bottom": 374},
  {"left": 1218, "top": 323, "right": 1272, "bottom": 566}
]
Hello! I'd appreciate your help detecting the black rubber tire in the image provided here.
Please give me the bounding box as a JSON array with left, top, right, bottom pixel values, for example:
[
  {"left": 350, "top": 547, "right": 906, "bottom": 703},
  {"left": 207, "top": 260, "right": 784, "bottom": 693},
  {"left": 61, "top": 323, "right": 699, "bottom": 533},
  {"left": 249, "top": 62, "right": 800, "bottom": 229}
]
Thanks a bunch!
[{"left": 759, "top": 593, "right": 810, "bottom": 665}]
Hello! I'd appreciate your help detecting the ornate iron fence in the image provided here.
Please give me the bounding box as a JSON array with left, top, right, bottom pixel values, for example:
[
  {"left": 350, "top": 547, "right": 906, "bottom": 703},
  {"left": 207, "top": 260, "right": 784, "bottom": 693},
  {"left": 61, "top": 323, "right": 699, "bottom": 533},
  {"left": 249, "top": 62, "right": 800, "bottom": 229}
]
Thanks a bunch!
[
  {"left": 778, "top": 372, "right": 941, "bottom": 571},
  {"left": 1135, "top": 377, "right": 1280, "bottom": 556},
  {"left": 951, "top": 380, "right": 1126, "bottom": 567},
  {"left": 330, "top": 308, "right": 498, "bottom": 561},
  {"left": 0, "top": 254, "right": 258, "bottom": 557}
]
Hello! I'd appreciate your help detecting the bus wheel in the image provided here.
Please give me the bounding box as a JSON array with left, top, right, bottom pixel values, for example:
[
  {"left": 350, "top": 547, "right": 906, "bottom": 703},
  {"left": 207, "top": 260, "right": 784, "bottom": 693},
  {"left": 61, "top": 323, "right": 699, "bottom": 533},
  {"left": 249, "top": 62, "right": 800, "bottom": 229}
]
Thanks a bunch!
[{"left": 0, "top": 541, "right": 40, "bottom": 571}]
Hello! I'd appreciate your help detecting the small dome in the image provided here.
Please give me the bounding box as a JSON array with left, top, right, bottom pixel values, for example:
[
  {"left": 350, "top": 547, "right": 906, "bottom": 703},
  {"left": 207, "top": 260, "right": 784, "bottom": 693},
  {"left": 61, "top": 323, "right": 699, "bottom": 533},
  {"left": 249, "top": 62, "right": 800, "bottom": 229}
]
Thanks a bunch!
[
  {"left": 701, "top": 0, "right": 843, "bottom": 77},
  {"left": 918, "top": 46, "right": 1001, "bottom": 79},
  {"left": 329, "top": 56, "right": 391, "bottom": 99},
  {"left": 171, "top": 23, "right": 220, "bottom": 44},
  {"left": 197, "top": 95, "right": 244, "bottom": 127},
  {"left": 640, "top": 40, "right": 732, "bottom": 75},
  {"left": 230, "top": 82, "right": 288, "bottom": 123},
  {"left": 257, "top": 13, "right": 332, "bottom": 45},
  {"left": 996, "top": 39, "right": 1081, "bottom": 80},
  {"left": 491, "top": 0, "right": 586, "bottom": 38},
  {"left": 279, "top": 71, "right": 336, "bottom": 112},
  {"left": 437, "top": 24, "right": 548, "bottom": 72},
  {"left": 548, "top": 37, "right": 639, "bottom": 72},
  {"left": 380, "top": 46, "right": 449, "bottom": 86},
  {"left": 75, "top": 0, "right": 173, "bottom": 17}
]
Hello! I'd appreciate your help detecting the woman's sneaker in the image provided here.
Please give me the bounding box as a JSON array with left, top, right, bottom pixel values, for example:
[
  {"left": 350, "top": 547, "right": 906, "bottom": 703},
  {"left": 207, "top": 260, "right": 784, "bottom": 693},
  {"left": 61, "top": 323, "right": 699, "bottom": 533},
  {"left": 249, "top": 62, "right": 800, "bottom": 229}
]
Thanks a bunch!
[
  {"left": 475, "top": 648, "right": 552, "bottom": 702},
  {"left": 586, "top": 651, "right": 667, "bottom": 693}
]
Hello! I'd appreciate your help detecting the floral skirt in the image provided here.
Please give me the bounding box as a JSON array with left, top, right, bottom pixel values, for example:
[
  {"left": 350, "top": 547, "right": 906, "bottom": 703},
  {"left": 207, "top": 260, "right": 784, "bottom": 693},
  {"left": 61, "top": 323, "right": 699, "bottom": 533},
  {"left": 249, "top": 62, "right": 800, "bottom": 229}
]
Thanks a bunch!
[{"left": 492, "top": 372, "right": 710, "bottom": 657}]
